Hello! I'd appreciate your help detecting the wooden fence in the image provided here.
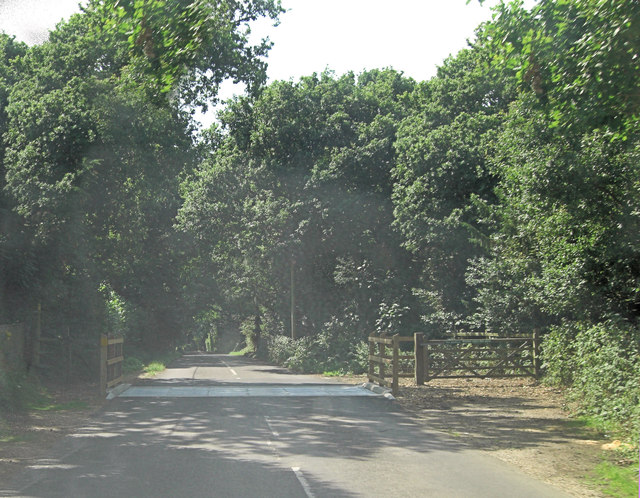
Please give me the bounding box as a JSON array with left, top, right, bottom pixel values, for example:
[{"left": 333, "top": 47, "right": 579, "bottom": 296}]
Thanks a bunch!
[
  {"left": 367, "top": 334, "right": 414, "bottom": 395},
  {"left": 100, "top": 335, "right": 124, "bottom": 394},
  {"left": 368, "top": 332, "right": 540, "bottom": 393}
]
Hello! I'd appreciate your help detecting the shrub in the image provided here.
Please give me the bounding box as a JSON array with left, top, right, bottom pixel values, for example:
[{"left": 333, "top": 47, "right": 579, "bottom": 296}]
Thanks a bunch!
[
  {"left": 265, "top": 320, "right": 369, "bottom": 375},
  {"left": 542, "top": 317, "right": 640, "bottom": 438},
  {"left": 122, "top": 356, "right": 144, "bottom": 374}
]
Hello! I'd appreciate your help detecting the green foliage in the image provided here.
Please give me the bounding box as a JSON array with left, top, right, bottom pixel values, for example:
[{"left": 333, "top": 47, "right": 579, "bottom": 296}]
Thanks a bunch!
[
  {"left": 179, "top": 69, "right": 420, "bottom": 347},
  {"left": 0, "top": 0, "right": 282, "bottom": 360},
  {"left": 392, "top": 45, "right": 517, "bottom": 333},
  {"left": 487, "top": 0, "right": 640, "bottom": 136},
  {"left": 542, "top": 318, "right": 640, "bottom": 438},
  {"left": 122, "top": 356, "right": 144, "bottom": 374},
  {"left": 91, "top": 0, "right": 283, "bottom": 105},
  {"left": 266, "top": 327, "right": 368, "bottom": 375}
]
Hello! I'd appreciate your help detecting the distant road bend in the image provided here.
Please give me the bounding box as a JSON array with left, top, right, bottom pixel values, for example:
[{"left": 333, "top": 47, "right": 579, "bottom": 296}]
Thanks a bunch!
[{"left": 2, "top": 354, "right": 569, "bottom": 497}]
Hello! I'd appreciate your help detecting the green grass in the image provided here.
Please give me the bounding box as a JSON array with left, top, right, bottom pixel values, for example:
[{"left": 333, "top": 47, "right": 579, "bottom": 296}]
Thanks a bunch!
[
  {"left": 228, "top": 346, "right": 253, "bottom": 356},
  {"left": 592, "top": 460, "right": 639, "bottom": 498},
  {"left": 139, "top": 351, "right": 181, "bottom": 377},
  {"left": 321, "top": 370, "right": 344, "bottom": 377},
  {"left": 143, "top": 361, "right": 167, "bottom": 376},
  {"left": 564, "top": 416, "right": 638, "bottom": 497}
]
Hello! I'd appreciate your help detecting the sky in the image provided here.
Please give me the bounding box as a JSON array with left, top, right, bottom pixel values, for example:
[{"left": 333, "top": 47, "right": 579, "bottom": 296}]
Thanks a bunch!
[{"left": 0, "top": 0, "right": 531, "bottom": 124}]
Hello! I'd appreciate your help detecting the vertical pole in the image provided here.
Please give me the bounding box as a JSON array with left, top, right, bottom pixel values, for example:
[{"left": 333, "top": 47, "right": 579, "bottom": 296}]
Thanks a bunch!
[
  {"left": 392, "top": 334, "right": 399, "bottom": 396},
  {"left": 368, "top": 335, "right": 375, "bottom": 383},
  {"left": 414, "top": 332, "right": 424, "bottom": 385},
  {"left": 533, "top": 328, "right": 540, "bottom": 378},
  {"left": 290, "top": 258, "right": 296, "bottom": 340},
  {"left": 99, "top": 334, "right": 108, "bottom": 396}
]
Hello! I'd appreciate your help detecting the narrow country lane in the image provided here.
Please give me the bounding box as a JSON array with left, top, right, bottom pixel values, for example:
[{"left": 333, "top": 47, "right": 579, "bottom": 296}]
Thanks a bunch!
[{"left": 2, "top": 354, "right": 569, "bottom": 497}]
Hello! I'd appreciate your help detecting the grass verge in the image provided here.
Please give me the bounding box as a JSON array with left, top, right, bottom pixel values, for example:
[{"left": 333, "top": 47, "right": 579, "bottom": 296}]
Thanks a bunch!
[
  {"left": 566, "top": 416, "right": 638, "bottom": 497},
  {"left": 591, "top": 460, "right": 639, "bottom": 498},
  {"left": 137, "top": 351, "right": 181, "bottom": 377},
  {"left": 228, "top": 347, "right": 252, "bottom": 356}
]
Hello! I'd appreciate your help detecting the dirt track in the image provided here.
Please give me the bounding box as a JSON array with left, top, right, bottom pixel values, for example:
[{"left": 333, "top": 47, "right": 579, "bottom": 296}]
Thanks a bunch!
[{"left": 394, "top": 377, "right": 606, "bottom": 497}]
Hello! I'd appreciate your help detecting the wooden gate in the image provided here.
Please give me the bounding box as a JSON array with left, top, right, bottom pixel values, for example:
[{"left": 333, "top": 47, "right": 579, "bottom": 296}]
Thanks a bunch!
[
  {"left": 100, "top": 335, "right": 124, "bottom": 394},
  {"left": 415, "top": 333, "right": 540, "bottom": 384}
]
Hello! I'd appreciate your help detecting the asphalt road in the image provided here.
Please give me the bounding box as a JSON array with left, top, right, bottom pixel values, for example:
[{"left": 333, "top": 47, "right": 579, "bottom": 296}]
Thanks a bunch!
[{"left": 2, "top": 354, "right": 569, "bottom": 497}]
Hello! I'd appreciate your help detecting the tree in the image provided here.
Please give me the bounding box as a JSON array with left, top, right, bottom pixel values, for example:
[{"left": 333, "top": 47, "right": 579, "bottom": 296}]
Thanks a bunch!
[
  {"left": 467, "top": 0, "right": 640, "bottom": 333},
  {"left": 91, "top": 0, "right": 283, "bottom": 107},
  {"left": 0, "top": 34, "right": 29, "bottom": 322},
  {"left": 179, "top": 70, "right": 420, "bottom": 355},
  {"left": 391, "top": 44, "right": 516, "bottom": 335},
  {"left": 1, "top": 0, "right": 283, "bottom": 355}
]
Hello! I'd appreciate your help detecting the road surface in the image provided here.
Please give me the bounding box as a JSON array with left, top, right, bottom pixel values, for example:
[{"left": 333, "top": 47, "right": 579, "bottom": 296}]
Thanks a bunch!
[{"left": 2, "top": 354, "right": 569, "bottom": 497}]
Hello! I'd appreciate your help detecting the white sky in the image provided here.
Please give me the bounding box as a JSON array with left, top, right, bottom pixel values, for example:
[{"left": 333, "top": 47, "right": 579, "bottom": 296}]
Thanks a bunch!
[{"left": 0, "top": 0, "right": 534, "bottom": 125}]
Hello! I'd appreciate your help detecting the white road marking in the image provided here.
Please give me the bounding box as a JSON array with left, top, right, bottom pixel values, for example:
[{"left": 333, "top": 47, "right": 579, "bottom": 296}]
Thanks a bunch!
[
  {"left": 291, "top": 467, "right": 315, "bottom": 498},
  {"left": 264, "top": 416, "right": 280, "bottom": 437},
  {"left": 220, "top": 360, "right": 240, "bottom": 378},
  {"left": 265, "top": 417, "right": 314, "bottom": 497}
]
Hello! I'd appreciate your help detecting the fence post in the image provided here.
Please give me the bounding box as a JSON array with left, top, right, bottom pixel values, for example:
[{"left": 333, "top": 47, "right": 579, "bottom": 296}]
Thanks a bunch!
[
  {"left": 99, "top": 334, "right": 108, "bottom": 395},
  {"left": 368, "top": 335, "right": 375, "bottom": 383},
  {"left": 424, "top": 342, "right": 430, "bottom": 382},
  {"left": 533, "top": 328, "right": 541, "bottom": 378},
  {"left": 392, "top": 334, "right": 399, "bottom": 396},
  {"left": 378, "top": 338, "right": 385, "bottom": 382},
  {"left": 414, "top": 332, "right": 424, "bottom": 385}
]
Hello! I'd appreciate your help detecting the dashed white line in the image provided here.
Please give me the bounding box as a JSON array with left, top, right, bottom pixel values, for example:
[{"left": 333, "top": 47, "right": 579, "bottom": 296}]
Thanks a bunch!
[
  {"left": 264, "top": 416, "right": 280, "bottom": 437},
  {"left": 220, "top": 360, "right": 240, "bottom": 378},
  {"left": 291, "top": 467, "right": 315, "bottom": 498}
]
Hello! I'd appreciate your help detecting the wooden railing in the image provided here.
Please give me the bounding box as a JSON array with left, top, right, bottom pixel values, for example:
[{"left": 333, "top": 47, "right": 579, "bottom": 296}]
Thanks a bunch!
[
  {"left": 367, "top": 334, "right": 414, "bottom": 396},
  {"left": 100, "top": 335, "right": 124, "bottom": 394}
]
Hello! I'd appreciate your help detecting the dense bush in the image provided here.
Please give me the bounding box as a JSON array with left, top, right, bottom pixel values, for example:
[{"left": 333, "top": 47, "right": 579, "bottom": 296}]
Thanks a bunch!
[
  {"left": 542, "top": 318, "right": 640, "bottom": 437},
  {"left": 265, "top": 324, "right": 368, "bottom": 375}
]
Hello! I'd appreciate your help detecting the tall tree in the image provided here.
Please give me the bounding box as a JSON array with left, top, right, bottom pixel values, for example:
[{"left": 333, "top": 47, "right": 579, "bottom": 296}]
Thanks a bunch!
[
  {"left": 467, "top": 0, "right": 640, "bottom": 333},
  {"left": 0, "top": 34, "right": 28, "bottom": 322},
  {"left": 392, "top": 44, "right": 516, "bottom": 335},
  {"left": 179, "top": 70, "right": 419, "bottom": 349},
  {"left": 1, "top": 0, "right": 283, "bottom": 353}
]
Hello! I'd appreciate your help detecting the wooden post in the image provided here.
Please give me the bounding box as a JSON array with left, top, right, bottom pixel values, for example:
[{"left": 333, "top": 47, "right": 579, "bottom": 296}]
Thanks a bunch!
[
  {"left": 99, "top": 334, "right": 108, "bottom": 395},
  {"left": 424, "top": 342, "right": 430, "bottom": 382},
  {"left": 368, "top": 335, "right": 375, "bottom": 383},
  {"left": 392, "top": 334, "right": 399, "bottom": 396},
  {"left": 414, "top": 332, "right": 424, "bottom": 385},
  {"left": 533, "top": 328, "right": 541, "bottom": 378},
  {"left": 378, "top": 340, "right": 385, "bottom": 382}
]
